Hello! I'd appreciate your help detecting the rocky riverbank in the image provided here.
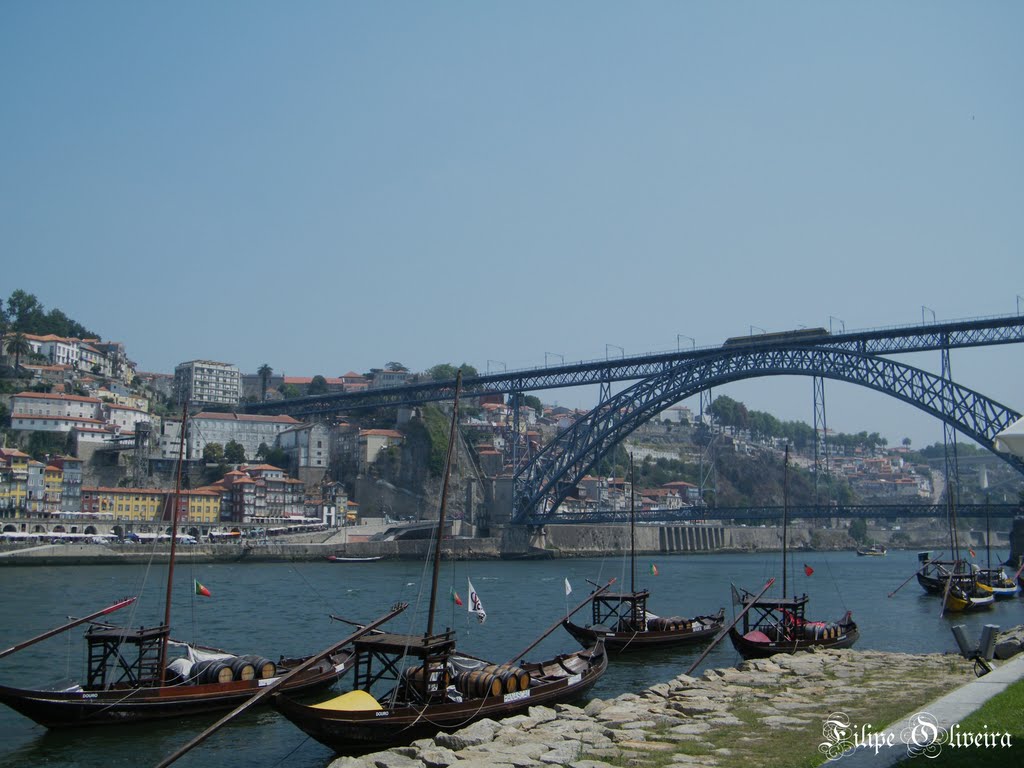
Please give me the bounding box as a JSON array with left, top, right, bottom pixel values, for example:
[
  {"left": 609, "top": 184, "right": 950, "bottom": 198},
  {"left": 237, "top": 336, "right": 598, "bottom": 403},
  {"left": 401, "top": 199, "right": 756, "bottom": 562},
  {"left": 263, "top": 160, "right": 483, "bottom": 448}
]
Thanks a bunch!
[{"left": 326, "top": 649, "right": 976, "bottom": 768}]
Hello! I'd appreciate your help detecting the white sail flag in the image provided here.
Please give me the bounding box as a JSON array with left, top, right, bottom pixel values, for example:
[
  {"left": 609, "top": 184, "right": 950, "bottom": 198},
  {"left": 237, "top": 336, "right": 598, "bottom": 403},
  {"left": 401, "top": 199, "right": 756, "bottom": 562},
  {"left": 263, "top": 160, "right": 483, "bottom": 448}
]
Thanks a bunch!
[
  {"left": 564, "top": 577, "right": 573, "bottom": 596},
  {"left": 467, "top": 578, "right": 486, "bottom": 624}
]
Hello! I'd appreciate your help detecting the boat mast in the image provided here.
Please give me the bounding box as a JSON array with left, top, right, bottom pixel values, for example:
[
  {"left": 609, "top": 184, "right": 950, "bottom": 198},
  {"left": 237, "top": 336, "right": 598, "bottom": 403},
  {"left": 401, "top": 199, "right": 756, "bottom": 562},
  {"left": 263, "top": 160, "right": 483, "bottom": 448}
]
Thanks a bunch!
[
  {"left": 426, "top": 370, "right": 462, "bottom": 638},
  {"left": 982, "top": 468, "right": 990, "bottom": 572},
  {"left": 782, "top": 443, "right": 789, "bottom": 598},
  {"left": 630, "top": 453, "right": 636, "bottom": 595},
  {"left": 159, "top": 401, "right": 189, "bottom": 678}
]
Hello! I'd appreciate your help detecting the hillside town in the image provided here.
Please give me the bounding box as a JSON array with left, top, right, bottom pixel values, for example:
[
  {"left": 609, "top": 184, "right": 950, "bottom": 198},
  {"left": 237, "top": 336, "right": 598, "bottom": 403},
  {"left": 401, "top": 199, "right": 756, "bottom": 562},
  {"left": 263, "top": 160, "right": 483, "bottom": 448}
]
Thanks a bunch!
[{"left": 5, "top": 312, "right": 1006, "bottom": 550}]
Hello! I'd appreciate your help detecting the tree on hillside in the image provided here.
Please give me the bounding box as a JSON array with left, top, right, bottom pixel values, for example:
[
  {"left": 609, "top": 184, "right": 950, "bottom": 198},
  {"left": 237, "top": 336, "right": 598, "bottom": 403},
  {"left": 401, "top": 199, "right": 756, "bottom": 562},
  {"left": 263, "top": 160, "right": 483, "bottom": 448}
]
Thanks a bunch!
[
  {"left": 202, "top": 443, "right": 225, "bottom": 464},
  {"left": 385, "top": 361, "right": 407, "bottom": 371},
  {"left": 710, "top": 395, "right": 749, "bottom": 430},
  {"left": 261, "top": 445, "right": 289, "bottom": 469},
  {"left": 224, "top": 440, "right": 246, "bottom": 464},
  {"left": 848, "top": 518, "right": 868, "bottom": 543},
  {"left": 257, "top": 363, "right": 273, "bottom": 401},
  {"left": 4, "top": 289, "right": 97, "bottom": 338},
  {"left": 27, "top": 430, "right": 70, "bottom": 461},
  {"left": 428, "top": 362, "right": 480, "bottom": 381},
  {"left": 521, "top": 394, "right": 543, "bottom": 413},
  {"left": 4, "top": 332, "right": 31, "bottom": 371},
  {"left": 308, "top": 375, "right": 329, "bottom": 395},
  {"left": 427, "top": 363, "right": 458, "bottom": 381}
]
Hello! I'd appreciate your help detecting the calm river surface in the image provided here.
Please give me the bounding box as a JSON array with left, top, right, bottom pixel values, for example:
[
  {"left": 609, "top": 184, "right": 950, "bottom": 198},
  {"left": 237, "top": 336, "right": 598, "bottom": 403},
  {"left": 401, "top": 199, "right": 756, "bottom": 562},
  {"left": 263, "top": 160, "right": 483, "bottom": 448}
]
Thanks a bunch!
[{"left": 1, "top": 550, "right": 1021, "bottom": 768}]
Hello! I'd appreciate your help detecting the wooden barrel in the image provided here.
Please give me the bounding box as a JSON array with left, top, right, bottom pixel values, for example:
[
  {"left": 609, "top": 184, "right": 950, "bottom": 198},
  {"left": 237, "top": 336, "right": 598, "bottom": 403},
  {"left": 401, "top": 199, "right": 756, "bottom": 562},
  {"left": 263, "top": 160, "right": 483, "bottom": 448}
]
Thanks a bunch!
[
  {"left": 514, "top": 666, "right": 530, "bottom": 691},
  {"left": 456, "top": 669, "right": 503, "bottom": 698},
  {"left": 404, "top": 664, "right": 450, "bottom": 691},
  {"left": 230, "top": 658, "right": 256, "bottom": 681},
  {"left": 192, "top": 659, "right": 233, "bottom": 685},
  {"left": 482, "top": 664, "right": 519, "bottom": 693},
  {"left": 240, "top": 655, "right": 276, "bottom": 680}
]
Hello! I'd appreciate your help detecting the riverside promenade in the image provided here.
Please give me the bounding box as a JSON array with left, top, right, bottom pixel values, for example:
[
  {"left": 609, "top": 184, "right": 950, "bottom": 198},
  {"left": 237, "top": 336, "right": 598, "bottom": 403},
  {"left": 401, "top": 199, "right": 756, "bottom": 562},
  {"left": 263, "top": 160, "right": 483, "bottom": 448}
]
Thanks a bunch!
[{"left": 322, "top": 648, "right": 1024, "bottom": 768}]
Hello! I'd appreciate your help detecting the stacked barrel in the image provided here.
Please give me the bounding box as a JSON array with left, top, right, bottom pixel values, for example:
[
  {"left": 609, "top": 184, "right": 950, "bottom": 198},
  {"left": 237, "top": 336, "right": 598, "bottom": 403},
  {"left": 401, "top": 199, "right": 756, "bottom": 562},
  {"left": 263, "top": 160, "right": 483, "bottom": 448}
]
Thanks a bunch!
[
  {"left": 453, "top": 664, "right": 530, "bottom": 698},
  {"left": 646, "top": 616, "right": 693, "bottom": 632}
]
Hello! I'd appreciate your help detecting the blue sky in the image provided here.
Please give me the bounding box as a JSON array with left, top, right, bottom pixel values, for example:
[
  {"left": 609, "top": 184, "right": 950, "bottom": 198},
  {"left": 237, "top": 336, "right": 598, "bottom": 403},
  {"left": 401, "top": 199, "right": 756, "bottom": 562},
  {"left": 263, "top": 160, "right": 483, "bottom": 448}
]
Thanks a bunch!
[{"left": 2, "top": 2, "right": 1021, "bottom": 448}]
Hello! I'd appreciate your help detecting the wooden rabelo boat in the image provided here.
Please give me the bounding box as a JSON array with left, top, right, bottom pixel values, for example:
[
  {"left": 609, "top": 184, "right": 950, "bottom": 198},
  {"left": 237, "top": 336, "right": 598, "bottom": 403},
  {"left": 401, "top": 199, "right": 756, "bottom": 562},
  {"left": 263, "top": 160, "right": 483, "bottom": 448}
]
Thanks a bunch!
[
  {"left": 914, "top": 553, "right": 995, "bottom": 611},
  {"left": 0, "top": 405, "right": 349, "bottom": 729},
  {"left": 271, "top": 371, "right": 608, "bottom": 755},
  {"left": 563, "top": 456, "right": 724, "bottom": 652},
  {"left": 974, "top": 485, "right": 1019, "bottom": 599},
  {"left": 975, "top": 568, "right": 1017, "bottom": 599},
  {"left": 728, "top": 445, "right": 859, "bottom": 659},
  {"left": 272, "top": 629, "right": 605, "bottom": 755},
  {"left": 563, "top": 589, "right": 724, "bottom": 652}
]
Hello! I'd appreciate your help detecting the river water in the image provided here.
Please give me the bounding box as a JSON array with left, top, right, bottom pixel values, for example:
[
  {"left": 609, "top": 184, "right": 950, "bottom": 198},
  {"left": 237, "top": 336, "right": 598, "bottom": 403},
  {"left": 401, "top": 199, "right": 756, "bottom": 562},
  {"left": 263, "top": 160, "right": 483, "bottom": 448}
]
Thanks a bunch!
[{"left": 1, "top": 550, "right": 1021, "bottom": 768}]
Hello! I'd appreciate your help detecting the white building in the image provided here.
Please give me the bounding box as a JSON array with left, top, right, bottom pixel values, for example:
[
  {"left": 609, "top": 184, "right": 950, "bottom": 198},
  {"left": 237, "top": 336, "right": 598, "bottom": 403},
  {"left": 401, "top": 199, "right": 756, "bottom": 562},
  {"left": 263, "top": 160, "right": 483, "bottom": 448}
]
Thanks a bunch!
[
  {"left": 277, "top": 422, "right": 331, "bottom": 479},
  {"left": 187, "top": 412, "right": 302, "bottom": 462},
  {"left": 9, "top": 392, "right": 104, "bottom": 433},
  {"left": 174, "top": 360, "right": 241, "bottom": 407},
  {"left": 102, "top": 403, "right": 151, "bottom": 434}
]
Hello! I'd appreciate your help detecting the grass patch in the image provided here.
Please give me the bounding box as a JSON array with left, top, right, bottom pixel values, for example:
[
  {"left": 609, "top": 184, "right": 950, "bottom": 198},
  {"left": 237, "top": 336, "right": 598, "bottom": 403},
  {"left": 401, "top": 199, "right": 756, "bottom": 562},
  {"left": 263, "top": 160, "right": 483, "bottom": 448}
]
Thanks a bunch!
[{"left": 896, "top": 678, "right": 1024, "bottom": 766}]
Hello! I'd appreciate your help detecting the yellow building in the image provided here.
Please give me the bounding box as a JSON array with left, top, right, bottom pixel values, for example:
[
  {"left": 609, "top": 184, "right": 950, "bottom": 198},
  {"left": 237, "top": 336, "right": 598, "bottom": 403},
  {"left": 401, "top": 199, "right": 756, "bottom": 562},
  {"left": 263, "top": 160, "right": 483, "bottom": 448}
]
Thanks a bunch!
[
  {"left": 43, "top": 465, "right": 63, "bottom": 514},
  {"left": 81, "top": 487, "right": 222, "bottom": 524},
  {"left": 0, "top": 448, "right": 30, "bottom": 511}
]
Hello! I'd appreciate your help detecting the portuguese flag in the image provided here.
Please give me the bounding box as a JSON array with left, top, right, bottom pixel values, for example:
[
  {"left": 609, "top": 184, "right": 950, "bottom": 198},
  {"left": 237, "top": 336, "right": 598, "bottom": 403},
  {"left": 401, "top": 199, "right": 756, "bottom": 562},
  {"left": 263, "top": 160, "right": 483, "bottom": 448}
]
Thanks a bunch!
[
  {"left": 649, "top": 563, "right": 659, "bottom": 576},
  {"left": 194, "top": 579, "right": 212, "bottom": 598},
  {"left": 450, "top": 587, "right": 463, "bottom": 606}
]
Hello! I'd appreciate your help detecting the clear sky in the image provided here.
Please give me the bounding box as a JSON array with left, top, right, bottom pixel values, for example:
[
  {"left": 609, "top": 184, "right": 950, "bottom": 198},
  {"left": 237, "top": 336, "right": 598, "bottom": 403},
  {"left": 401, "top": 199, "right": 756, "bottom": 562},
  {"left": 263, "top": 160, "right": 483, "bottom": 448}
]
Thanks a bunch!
[{"left": 2, "top": 2, "right": 1021, "bottom": 449}]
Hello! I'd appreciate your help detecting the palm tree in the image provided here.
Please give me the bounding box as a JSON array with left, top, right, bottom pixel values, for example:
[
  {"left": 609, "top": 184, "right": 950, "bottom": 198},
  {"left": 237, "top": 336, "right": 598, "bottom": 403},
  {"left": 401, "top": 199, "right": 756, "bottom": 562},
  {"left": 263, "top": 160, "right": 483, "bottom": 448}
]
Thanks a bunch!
[
  {"left": 257, "top": 363, "right": 273, "bottom": 402},
  {"left": 4, "top": 332, "right": 31, "bottom": 372}
]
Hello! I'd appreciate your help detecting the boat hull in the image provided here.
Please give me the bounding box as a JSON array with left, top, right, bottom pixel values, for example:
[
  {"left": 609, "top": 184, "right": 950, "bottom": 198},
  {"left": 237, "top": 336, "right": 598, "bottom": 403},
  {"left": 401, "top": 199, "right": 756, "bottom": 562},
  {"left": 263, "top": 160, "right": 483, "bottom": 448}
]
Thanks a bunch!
[
  {"left": 728, "top": 621, "right": 859, "bottom": 660},
  {"left": 562, "top": 609, "right": 724, "bottom": 652},
  {"left": 272, "top": 643, "right": 607, "bottom": 755},
  {"left": 0, "top": 654, "right": 347, "bottom": 729}
]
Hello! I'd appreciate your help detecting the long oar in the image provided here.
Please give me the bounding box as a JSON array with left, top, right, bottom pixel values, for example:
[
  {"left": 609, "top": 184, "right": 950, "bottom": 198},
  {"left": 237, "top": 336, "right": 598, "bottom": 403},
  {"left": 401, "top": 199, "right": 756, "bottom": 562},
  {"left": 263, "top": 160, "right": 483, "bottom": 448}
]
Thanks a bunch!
[
  {"left": 685, "top": 577, "right": 774, "bottom": 676},
  {"left": 153, "top": 602, "right": 408, "bottom": 768},
  {"left": 939, "top": 570, "right": 958, "bottom": 619},
  {"left": 887, "top": 554, "right": 946, "bottom": 598},
  {"left": 507, "top": 578, "right": 615, "bottom": 664},
  {"left": 0, "top": 596, "right": 136, "bottom": 661}
]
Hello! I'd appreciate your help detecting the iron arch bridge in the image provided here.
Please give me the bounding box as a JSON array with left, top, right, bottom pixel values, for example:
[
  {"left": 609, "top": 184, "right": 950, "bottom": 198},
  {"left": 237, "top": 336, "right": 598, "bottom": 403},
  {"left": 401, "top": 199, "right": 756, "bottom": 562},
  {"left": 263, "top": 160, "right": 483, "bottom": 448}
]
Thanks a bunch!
[{"left": 513, "top": 347, "right": 1023, "bottom": 525}]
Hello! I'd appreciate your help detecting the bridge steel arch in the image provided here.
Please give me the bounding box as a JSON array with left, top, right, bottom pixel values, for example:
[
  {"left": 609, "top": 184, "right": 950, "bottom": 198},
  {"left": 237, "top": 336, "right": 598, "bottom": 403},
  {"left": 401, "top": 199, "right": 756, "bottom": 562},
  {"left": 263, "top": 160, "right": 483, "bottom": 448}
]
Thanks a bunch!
[{"left": 513, "top": 347, "right": 1024, "bottom": 524}]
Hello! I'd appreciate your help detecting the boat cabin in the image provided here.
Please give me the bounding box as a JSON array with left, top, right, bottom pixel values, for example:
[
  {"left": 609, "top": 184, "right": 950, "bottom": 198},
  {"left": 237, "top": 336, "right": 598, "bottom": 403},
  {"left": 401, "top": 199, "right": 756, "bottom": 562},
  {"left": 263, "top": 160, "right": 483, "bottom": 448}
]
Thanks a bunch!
[
  {"left": 350, "top": 630, "right": 456, "bottom": 703},
  {"left": 736, "top": 594, "right": 813, "bottom": 642},
  {"left": 589, "top": 590, "right": 650, "bottom": 632},
  {"left": 85, "top": 624, "right": 169, "bottom": 689}
]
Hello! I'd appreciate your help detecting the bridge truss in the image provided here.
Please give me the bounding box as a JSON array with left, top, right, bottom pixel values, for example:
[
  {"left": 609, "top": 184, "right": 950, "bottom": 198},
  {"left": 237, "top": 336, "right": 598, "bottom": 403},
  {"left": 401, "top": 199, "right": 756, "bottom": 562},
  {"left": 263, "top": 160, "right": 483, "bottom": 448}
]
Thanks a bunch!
[{"left": 512, "top": 348, "right": 1023, "bottom": 524}]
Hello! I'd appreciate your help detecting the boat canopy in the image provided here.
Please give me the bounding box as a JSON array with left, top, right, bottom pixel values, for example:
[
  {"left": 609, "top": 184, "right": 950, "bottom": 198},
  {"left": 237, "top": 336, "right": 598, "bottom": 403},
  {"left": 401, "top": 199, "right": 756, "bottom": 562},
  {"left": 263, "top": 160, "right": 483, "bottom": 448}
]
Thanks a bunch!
[{"left": 993, "top": 416, "right": 1024, "bottom": 459}]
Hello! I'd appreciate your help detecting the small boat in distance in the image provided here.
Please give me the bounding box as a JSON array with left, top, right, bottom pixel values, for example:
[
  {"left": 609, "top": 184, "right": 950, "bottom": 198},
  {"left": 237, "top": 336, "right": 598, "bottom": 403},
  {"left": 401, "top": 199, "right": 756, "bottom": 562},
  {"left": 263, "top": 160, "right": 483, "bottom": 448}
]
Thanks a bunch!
[
  {"left": 326, "top": 555, "right": 383, "bottom": 563},
  {"left": 728, "top": 444, "right": 859, "bottom": 659},
  {"left": 563, "top": 454, "right": 725, "bottom": 652},
  {"left": 856, "top": 545, "right": 887, "bottom": 557}
]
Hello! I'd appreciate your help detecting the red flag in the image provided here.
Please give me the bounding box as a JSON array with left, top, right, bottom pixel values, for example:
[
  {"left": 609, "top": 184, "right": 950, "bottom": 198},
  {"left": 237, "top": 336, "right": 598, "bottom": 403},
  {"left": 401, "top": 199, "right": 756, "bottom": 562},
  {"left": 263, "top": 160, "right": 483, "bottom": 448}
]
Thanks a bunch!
[
  {"left": 804, "top": 564, "right": 814, "bottom": 577},
  {"left": 450, "top": 587, "right": 463, "bottom": 606},
  {"left": 194, "top": 579, "right": 212, "bottom": 597},
  {"left": 969, "top": 549, "right": 976, "bottom": 558}
]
